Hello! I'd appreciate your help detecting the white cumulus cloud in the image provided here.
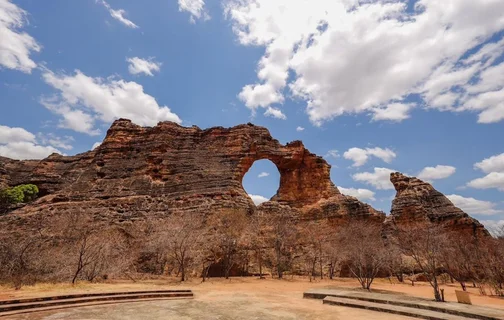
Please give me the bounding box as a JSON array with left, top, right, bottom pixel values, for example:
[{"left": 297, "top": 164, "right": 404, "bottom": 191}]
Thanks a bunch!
[
  {"left": 127, "top": 57, "right": 161, "bottom": 76},
  {"left": 474, "top": 153, "right": 504, "bottom": 174},
  {"left": 467, "top": 153, "right": 504, "bottom": 192},
  {"left": 264, "top": 106, "right": 286, "bottom": 120},
  {"left": 352, "top": 167, "right": 396, "bottom": 190},
  {"left": 0, "top": 124, "right": 35, "bottom": 143},
  {"left": 178, "top": 0, "right": 210, "bottom": 23},
  {"left": 372, "top": 103, "right": 414, "bottom": 122},
  {"left": 296, "top": 126, "right": 305, "bottom": 132},
  {"left": 447, "top": 194, "right": 503, "bottom": 216},
  {"left": 98, "top": 0, "right": 138, "bottom": 28},
  {"left": 418, "top": 165, "right": 456, "bottom": 181},
  {"left": 325, "top": 150, "right": 339, "bottom": 159},
  {"left": 37, "top": 133, "right": 74, "bottom": 150},
  {"left": 338, "top": 186, "right": 376, "bottom": 201},
  {"left": 249, "top": 194, "right": 269, "bottom": 205},
  {"left": 91, "top": 142, "right": 101, "bottom": 150},
  {"left": 479, "top": 220, "right": 504, "bottom": 237},
  {"left": 344, "top": 147, "right": 396, "bottom": 167},
  {"left": 40, "top": 69, "right": 181, "bottom": 136},
  {"left": 258, "top": 172, "right": 269, "bottom": 178},
  {"left": 223, "top": 0, "right": 504, "bottom": 125},
  {"left": 0, "top": 0, "right": 41, "bottom": 73},
  {"left": 0, "top": 125, "right": 62, "bottom": 160},
  {"left": 467, "top": 172, "right": 504, "bottom": 192}
]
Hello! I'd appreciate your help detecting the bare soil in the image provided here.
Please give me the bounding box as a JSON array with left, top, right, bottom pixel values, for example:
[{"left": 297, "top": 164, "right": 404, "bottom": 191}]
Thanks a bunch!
[{"left": 1, "top": 277, "right": 503, "bottom": 320}]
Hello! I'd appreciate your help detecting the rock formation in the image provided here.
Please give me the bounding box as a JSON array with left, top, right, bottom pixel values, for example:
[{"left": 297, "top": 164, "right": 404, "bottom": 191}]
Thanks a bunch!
[
  {"left": 0, "top": 119, "right": 490, "bottom": 239},
  {"left": 0, "top": 119, "right": 383, "bottom": 225},
  {"left": 0, "top": 119, "right": 492, "bottom": 281},
  {"left": 385, "top": 172, "right": 488, "bottom": 237}
]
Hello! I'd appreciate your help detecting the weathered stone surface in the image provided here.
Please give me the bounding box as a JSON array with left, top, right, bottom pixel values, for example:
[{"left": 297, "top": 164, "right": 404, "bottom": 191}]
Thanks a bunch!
[
  {"left": 385, "top": 172, "right": 488, "bottom": 237},
  {"left": 0, "top": 119, "right": 383, "bottom": 224}
]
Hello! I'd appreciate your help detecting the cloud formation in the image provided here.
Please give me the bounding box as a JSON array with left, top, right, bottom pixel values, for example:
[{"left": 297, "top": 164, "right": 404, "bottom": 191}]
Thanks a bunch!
[
  {"left": 468, "top": 153, "right": 504, "bottom": 192},
  {"left": 352, "top": 167, "right": 396, "bottom": 190},
  {"left": 447, "top": 194, "right": 503, "bottom": 216},
  {"left": 224, "top": 0, "right": 504, "bottom": 125},
  {"left": 338, "top": 186, "right": 376, "bottom": 201},
  {"left": 178, "top": 0, "right": 210, "bottom": 23},
  {"left": 249, "top": 194, "right": 268, "bottom": 205},
  {"left": 479, "top": 220, "right": 504, "bottom": 237},
  {"left": 127, "top": 57, "right": 162, "bottom": 76},
  {"left": 98, "top": 0, "right": 138, "bottom": 28},
  {"left": 418, "top": 165, "right": 456, "bottom": 181},
  {"left": 0, "top": 0, "right": 40, "bottom": 73},
  {"left": 0, "top": 125, "right": 62, "bottom": 160},
  {"left": 343, "top": 147, "right": 396, "bottom": 167},
  {"left": 258, "top": 172, "right": 269, "bottom": 178},
  {"left": 264, "top": 106, "right": 286, "bottom": 120},
  {"left": 40, "top": 69, "right": 181, "bottom": 136}
]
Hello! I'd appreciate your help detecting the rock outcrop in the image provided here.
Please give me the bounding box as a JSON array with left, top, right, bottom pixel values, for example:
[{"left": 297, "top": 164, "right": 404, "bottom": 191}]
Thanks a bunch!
[
  {"left": 0, "top": 120, "right": 489, "bottom": 238},
  {"left": 0, "top": 119, "right": 384, "bottom": 224},
  {"left": 385, "top": 172, "right": 488, "bottom": 237}
]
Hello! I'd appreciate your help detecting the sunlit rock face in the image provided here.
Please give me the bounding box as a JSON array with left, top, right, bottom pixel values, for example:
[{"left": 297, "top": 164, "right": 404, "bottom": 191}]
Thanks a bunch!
[
  {"left": 385, "top": 172, "right": 489, "bottom": 238},
  {"left": 0, "top": 119, "right": 383, "bottom": 223}
]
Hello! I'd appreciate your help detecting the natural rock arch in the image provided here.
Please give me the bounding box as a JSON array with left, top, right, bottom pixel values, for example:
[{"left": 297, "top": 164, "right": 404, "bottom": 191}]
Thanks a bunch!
[
  {"left": 235, "top": 136, "right": 339, "bottom": 208},
  {"left": 0, "top": 119, "right": 380, "bottom": 221}
]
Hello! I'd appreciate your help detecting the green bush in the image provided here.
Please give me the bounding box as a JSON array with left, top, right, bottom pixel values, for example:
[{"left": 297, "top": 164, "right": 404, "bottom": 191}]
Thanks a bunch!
[{"left": 0, "top": 184, "right": 39, "bottom": 204}]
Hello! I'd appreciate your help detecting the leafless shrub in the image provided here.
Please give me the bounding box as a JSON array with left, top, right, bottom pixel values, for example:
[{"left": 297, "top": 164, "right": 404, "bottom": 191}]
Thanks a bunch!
[
  {"left": 397, "top": 223, "right": 447, "bottom": 301},
  {"left": 339, "top": 220, "right": 389, "bottom": 290},
  {"left": 208, "top": 211, "right": 249, "bottom": 279},
  {"left": 261, "top": 211, "right": 298, "bottom": 279},
  {"left": 0, "top": 234, "right": 48, "bottom": 289}
]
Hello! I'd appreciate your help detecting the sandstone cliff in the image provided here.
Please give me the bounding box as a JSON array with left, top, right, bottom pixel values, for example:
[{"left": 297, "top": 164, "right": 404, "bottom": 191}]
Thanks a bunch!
[
  {"left": 385, "top": 172, "right": 488, "bottom": 237},
  {"left": 0, "top": 119, "right": 384, "bottom": 224}
]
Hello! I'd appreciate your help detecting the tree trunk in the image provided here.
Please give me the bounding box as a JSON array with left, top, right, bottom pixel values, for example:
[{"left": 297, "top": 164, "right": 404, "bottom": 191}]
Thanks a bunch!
[
  {"left": 432, "top": 276, "right": 442, "bottom": 302},
  {"left": 258, "top": 249, "right": 264, "bottom": 279},
  {"left": 329, "top": 262, "right": 335, "bottom": 280}
]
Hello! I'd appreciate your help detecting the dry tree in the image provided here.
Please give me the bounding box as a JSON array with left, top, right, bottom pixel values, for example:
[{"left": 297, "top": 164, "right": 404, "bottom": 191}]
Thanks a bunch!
[
  {"left": 339, "top": 220, "right": 389, "bottom": 290},
  {"left": 397, "top": 223, "right": 447, "bottom": 301}
]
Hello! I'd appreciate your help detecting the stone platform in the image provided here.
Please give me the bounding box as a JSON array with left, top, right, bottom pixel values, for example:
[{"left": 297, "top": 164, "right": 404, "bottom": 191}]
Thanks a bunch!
[
  {"left": 304, "top": 288, "right": 504, "bottom": 320},
  {"left": 0, "top": 290, "right": 194, "bottom": 318}
]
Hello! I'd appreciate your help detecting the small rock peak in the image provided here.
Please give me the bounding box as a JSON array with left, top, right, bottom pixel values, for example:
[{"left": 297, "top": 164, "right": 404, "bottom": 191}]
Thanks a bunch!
[
  {"left": 46, "top": 153, "right": 63, "bottom": 159},
  {"left": 107, "top": 118, "right": 140, "bottom": 131},
  {"left": 156, "top": 120, "right": 182, "bottom": 127},
  {"left": 285, "top": 140, "right": 304, "bottom": 148},
  {"left": 390, "top": 172, "right": 414, "bottom": 192},
  {"left": 112, "top": 118, "right": 132, "bottom": 126}
]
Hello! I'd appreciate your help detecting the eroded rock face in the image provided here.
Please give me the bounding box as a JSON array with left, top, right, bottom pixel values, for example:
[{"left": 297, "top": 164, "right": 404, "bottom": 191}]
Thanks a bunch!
[
  {"left": 0, "top": 119, "right": 383, "bottom": 223},
  {"left": 386, "top": 172, "right": 488, "bottom": 237}
]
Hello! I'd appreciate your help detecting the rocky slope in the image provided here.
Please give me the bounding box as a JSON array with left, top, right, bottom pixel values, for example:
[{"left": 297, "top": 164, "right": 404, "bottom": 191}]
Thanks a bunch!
[
  {"left": 385, "top": 172, "right": 488, "bottom": 237},
  {"left": 0, "top": 119, "right": 384, "bottom": 225}
]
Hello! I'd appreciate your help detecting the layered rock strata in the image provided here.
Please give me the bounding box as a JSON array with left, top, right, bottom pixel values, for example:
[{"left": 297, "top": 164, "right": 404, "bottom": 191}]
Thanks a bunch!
[
  {"left": 385, "top": 172, "right": 488, "bottom": 237},
  {"left": 0, "top": 119, "right": 384, "bottom": 224}
]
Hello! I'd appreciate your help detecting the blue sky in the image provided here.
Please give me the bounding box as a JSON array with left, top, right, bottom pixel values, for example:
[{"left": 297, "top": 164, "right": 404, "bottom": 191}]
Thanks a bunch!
[{"left": 1, "top": 0, "right": 503, "bottom": 233}]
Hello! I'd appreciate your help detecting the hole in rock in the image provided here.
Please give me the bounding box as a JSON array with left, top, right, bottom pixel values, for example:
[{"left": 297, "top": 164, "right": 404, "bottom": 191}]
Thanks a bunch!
[{"left": 242, "top": 159, "right": 280, "bottom": 206}]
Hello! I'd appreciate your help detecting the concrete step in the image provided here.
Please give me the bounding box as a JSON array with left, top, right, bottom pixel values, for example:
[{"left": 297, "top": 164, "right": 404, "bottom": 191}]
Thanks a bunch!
[
  {"left": 0, "top": 290, "right": 192, "bottom": 305},
  {"left": 304, "top": 289, "right": 502, "bottom": 320},
  {"left": 0, "top": 291, "right": 193, "bottom": 315},
  {"left": 323, "top": 296, "right": 472, "bottom": 320},
  {"left": 0, "top": 297, "right": 192, "bottom": 318}
]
